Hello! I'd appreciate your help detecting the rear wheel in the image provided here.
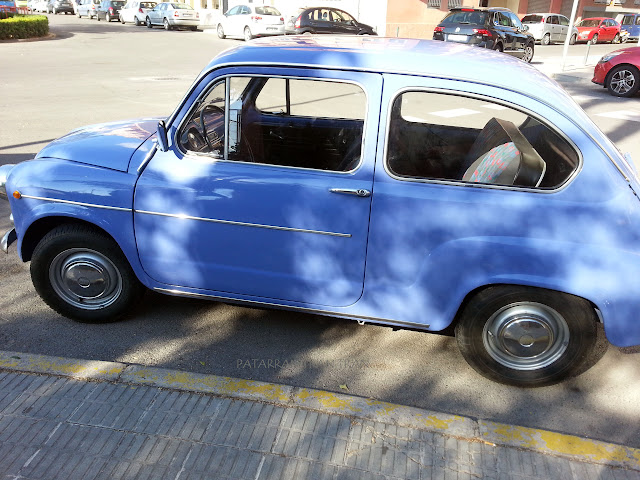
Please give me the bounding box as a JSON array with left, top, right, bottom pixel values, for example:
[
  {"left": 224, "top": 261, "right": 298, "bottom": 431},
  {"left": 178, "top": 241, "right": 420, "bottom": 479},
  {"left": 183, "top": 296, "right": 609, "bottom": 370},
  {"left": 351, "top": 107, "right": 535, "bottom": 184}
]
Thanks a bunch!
[
  {"left": 455, "top": 286, "right": 597, "bottom": 386},
  {"left": 164, "top": 17, "right": 171, "bottom": 30},
  {"left": 493, "top": 42, "right": 503, "bottom": 52},
  {"left": 105, "top": 12, "right": 110, "bottom": 21},
  {"left": 217, "top": 23, "right": 225, "bottom": 38},
  {"left": 31, "top": 225, "right": 145, "bottom": 323},
  {"left": 243, "top": 26, "right": 253, "bottom": 41},
  {"left": 146, "top": 16, "right": 152, "bottom": 28},
  {"left": 134, "top": 16, "right": 140, "bottom": 25},
  {"left": 96, "top": 12, "right": 100, "bottom": 20},
  {"left": 542, "top": 33, "right": 550, "bottom": 45},
  {"left": 607, "top": 64, "right": 640, "bottom": 97}
]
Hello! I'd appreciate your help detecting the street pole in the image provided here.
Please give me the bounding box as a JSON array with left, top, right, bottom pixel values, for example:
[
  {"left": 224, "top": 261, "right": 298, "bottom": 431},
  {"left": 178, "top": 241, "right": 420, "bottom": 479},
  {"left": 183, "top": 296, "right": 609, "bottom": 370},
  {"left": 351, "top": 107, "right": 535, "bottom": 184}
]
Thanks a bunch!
[{"left": 561, "top": 0, "right": 581, "bottom": 71}]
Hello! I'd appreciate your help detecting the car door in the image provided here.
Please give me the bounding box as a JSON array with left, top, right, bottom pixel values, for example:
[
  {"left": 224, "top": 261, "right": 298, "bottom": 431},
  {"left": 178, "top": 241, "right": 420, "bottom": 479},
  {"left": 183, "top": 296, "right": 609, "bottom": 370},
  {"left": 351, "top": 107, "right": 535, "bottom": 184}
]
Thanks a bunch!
[
  {"left": 493, "top": 12, "right": 516, "bottom": 51},
  {"left": 557, "top": 15, "right": 570, "bottom": 42},
  {"left": 134, "top": 67, "right": 382, "bottom": 307},
  {"left": 330, "top": 9, "right": 358, "bottom": 35},
  {"left": 507, "top": 12, "right": 528, "bottom": 54},
  {"left": 600, "top": 20, "right": 612, "bottom": 41},
  {"left": 149, "top": 2, "right": 162, "bottom": 23}
]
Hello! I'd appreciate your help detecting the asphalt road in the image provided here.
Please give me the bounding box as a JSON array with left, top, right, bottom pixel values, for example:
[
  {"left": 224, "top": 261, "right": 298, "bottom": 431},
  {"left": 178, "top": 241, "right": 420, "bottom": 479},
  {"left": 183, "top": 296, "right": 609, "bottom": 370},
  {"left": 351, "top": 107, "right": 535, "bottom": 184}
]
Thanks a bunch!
[{"left": 1, "top": 14, "right": 640, "bottom": 448}]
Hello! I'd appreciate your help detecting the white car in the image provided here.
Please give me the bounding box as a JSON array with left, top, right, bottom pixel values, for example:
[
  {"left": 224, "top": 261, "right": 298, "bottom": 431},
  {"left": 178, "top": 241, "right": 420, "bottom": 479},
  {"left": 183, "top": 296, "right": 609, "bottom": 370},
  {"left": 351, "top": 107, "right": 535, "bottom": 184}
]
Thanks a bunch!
[
  {"left": 217, "top": 4, "right": 285, "bottom": 41},
  {"left": 145, "top": 1, "right": 199, "bottom": 30},
  {"left": 119, "top": 0, "right": 155, "bottom": 25},
  {"left": 521, "top": 13, "right": 579, "bottom": 45}
]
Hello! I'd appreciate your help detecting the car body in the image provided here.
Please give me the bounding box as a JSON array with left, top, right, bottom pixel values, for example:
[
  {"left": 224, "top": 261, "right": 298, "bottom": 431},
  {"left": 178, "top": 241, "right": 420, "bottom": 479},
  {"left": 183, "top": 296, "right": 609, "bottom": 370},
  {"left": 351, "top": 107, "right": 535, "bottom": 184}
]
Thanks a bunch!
[
  {"left": 76, "top": 0, "right": 99, "bottom": 18},
  {"left": 433, "top": 7, "right": 535, "bottom": 62},
  {"left": 284, "top": 6, "right": 375, "bottom": 36},
  {"left": 32, "top": 0, "right": 46, "bottom": 12},
  {"left": 593, "top": 46, "right": 640, "bottom": 97},
  {"left": 217, "top": 4, "right": 285, "bottom": 41},
  {"left": 521, "top": 12, "right": 578, "bottom": 45},
  {"left": 618, "top": 13, "right": 640, "bottom": 41},
  {"left": 2, "top": 37, "right": 640, "bottom": 387},
  {"left": 119, "top": 0, "right": 155, "bottom": 25},
  {"left": 49, "top": 0, "right": 73, "bottom": 13},
  {"left": 145, "top": 2, "right": 198, "bottom": 30},
  {"left": 0, "top": 0, "right": 15, "bottom": 13},
  {"left": 575, "top": 17, "right": 621, "bottom": 44},
  {"left": 96, "top": 0, "right": 122, "bottom": 21}
]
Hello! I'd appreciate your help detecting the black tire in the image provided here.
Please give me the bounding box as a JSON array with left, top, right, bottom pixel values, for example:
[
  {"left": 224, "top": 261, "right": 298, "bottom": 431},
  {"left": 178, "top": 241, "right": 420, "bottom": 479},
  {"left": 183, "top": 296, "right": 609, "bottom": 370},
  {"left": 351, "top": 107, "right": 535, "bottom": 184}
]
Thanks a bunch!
[
  {"left": 190, "top": 26, "right": 197, "bottom": 31},
  {"left": 493, "top": 42, "right": 503, "bottom": 52},
  {"left": 216, "top": 23, "right": 225, "bottom": 38},
  {"left": 146, "top": 16, "right": 152, "bottom": 28},
  {"left": 569, "top": 33, "right": 576, "bottom": 45},
  {"left": 77, "top": 10, "right": 81, "bottom": 17},
  {"left": 455, "top": 286, "right": 597, "bottom": 387},
  {"left": 542, "top": 33, "right": 550, "bottom": 45},
  {"left": 591, "top": 33, "right": 598, "bottom": 45},
  {"left": 134, "top": 16, "right": 140, "bottom": 26},
  {"left": 243, "top": 26, "right": 252, "bottom": 41},
  {"left": 612, "top": 33, "right": 620, "bottom": 44},
  {"left": 164, "top": 17, "right": 171, "bottom": 30},
  {"left": 522, "top": 42, "right": 534, "bottom": 63},
  {"left": 606, "top": 64, "right": 640, "bottom": 98},
  {"left": 96, "top": 12, "right": 100, "bottom": 20},
  {"left": 30, "top": 224, "right": 145, "bottom": 323},
  {"left": 105, "top": 12, "right": 110, "bottom": 21}
]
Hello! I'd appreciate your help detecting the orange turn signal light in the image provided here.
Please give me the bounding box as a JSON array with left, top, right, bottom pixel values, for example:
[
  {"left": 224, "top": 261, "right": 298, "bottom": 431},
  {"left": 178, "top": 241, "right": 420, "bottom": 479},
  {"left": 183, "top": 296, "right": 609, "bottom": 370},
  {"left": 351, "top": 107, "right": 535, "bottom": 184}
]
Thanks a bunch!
[{"left": 13, "top": 191, "right": 21, "bottom": 199}]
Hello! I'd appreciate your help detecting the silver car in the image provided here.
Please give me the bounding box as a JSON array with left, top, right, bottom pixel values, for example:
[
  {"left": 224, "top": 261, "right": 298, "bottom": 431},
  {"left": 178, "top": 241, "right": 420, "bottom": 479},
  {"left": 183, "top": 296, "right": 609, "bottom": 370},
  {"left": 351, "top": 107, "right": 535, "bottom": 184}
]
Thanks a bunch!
[
  {"left": 119, "top": 0, "right": 155, "bottom": 25},
  {"left": 217, "top": 4, "right": 285, "bottom": 41},
  {"left": 145, "top": 2, "right": 199, "bottom": 30},
  {"left": 521, "top": 13, "right": 579, "bottom": 45}
]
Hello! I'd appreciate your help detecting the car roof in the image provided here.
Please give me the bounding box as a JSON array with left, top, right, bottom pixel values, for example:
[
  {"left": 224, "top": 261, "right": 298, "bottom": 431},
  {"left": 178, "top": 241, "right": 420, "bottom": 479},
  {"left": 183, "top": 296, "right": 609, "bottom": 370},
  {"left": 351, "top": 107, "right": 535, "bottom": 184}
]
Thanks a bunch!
[{"left": 450, "top": 7, "right": 511, "bottom": 11}]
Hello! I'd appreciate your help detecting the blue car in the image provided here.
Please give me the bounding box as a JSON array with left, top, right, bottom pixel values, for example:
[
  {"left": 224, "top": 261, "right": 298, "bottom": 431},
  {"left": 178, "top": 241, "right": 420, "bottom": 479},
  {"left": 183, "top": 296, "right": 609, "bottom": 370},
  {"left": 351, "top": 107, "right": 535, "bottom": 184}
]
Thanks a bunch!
[
  {"left": 620, "top": 13, "right": 640, "bottom": 41},
  {"left": 2, "top": 37, "right": 640, "bottom": 386}
]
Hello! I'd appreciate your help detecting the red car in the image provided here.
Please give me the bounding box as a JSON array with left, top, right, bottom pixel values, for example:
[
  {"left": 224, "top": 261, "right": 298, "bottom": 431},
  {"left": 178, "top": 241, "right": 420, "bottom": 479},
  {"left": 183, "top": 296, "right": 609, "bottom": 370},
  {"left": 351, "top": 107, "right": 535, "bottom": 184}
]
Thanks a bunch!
[
  {"left": 593, "top": 46, "right": 640, "bottom": 97},
  {"left": 576, "top": 17, "right": 621, "bottom": 44}
]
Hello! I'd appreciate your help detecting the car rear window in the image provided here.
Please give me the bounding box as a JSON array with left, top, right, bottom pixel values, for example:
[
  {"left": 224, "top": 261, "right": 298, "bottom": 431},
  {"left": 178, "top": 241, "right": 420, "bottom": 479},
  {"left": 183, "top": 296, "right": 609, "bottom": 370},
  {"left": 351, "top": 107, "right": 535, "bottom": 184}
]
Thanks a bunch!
[
  {"left": 140, "top": 2, "right": 154, "bottom": 6},
  {"left": 255, "top": 6, "right": 280, "bottom": 15},
  {"left": 441, "top": 10, "right": 488, "bottom": 25},
  {"left": 620, "top": 15, "right": 636, "bottom": 25},
  {"left": 112, "top": 1, "right": 123, "bottom": 5},
  {"left": 171, "top": 2, "right": 190, "bottom": 8},
  {"left": 521, "top": 15, "right": 542, "bottom": 23}
]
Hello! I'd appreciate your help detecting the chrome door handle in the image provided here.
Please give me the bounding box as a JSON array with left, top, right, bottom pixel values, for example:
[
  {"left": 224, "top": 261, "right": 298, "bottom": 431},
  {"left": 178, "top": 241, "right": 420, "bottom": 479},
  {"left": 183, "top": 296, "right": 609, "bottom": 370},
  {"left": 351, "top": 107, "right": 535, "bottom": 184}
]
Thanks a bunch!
[{"left": 330, "top": 188, "right": 371, "bottom": 197}]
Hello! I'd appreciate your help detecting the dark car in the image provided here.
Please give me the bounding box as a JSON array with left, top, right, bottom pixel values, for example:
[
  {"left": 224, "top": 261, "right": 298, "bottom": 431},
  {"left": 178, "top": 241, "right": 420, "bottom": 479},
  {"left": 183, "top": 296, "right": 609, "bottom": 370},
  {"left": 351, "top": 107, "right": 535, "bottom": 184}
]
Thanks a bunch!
[
  {"left": 433, "top": 7, "right": 535, "bottom": 62},
  {"left": 50, "top": 0, "right": 73, "bottom": 13},
  {"left": 96, "top": 0, "right": 123, "bottom": 21},
  {"left": 285, "top": 7, "right": 376, "bottom": 35}
]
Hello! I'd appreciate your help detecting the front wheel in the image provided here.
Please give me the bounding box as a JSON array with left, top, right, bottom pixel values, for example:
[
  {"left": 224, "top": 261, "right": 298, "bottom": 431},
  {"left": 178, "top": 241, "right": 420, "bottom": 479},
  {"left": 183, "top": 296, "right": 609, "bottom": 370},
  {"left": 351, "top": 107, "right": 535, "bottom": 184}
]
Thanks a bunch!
[
  {"left": 96, "top": 13, "right": 100, "bottom": 20},
  {"left": 455, "top": 286, "right": 597, "bottom": 386},
  {"left": 522, "top": 42, "right": 534, "bottom": 63},
  {"left": 216, "top": 23, "right": 225, "bottom": 38},
  {"left": 105, "top": 12, "right": 110, "bottom": 21},
  {"left": 134, "top": 16, "right": 140, "bottom": 26},
  {"left": 607, "top": 64, "right": 640, "bottom": 97},
  {"left": 31, "top": 225, "right": 145, "bottom": 323},
  {"left": 569, "top": 33, "right": 576, "bottom": 45},
  {"left": 612, "top": 33, "right": 620, "bottom": 44},
  {"left": 591, "top": 33, "right": 598, "bottom": 45},
  {"left": 542, "top": 33, "right": 550, "bottom": 45},
  {"left": 146, "top": 16, "right": 152, "bottom": 28}
]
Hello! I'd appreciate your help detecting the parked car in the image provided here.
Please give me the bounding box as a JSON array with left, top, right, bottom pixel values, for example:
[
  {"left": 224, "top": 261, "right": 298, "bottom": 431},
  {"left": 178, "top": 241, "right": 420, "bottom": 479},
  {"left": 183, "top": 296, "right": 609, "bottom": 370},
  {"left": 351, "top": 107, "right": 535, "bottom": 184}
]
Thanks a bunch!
[
  {"left": 76, "top": 0, "right": 100, "bottom": 18},
  {"left": 96, "top": 0, "right": 122, "bottom": 21},
  {"left": 593, "top": 46, "right": 640, "bottom": 97},
  {"left": 575, "top": 17, "right": 621, "bottom": 44},
  {"left": 433, "top": 7, "right": 535, "bottom": 62},
  {"left": 32, "top": 0, "right": 47, "bottom": 12},
  {"left": 521, "top": 12, "right": 578, "bottom": 45},
  {"left": 26, "top": 0, "right": 37, "bottom": 11},
  {"left": 618, "top": 13, "right": 640, "bottom": 42},
  {"left": 2, "top": 37, "right": 640, "bottom": 387},
  {"left": 217, "top": 4, "right": 285, "bottom": 41},
  {"left": 284, "top": 6, "right": 375, "bottom": 36},
  {"left": 119, "top": 0, "right": 155, "bottom": 25},
  {"left": 145, "top": 2, "right": 198, "bottom": 30},
  {"left": 50, "top": 0, "right": 74, "bottom": 13}
]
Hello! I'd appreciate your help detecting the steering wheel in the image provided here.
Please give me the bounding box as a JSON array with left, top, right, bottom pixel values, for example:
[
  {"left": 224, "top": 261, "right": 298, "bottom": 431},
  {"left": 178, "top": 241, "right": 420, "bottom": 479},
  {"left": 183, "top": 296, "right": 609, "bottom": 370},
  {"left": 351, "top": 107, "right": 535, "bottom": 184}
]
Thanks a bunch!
[{"left": 200, "top": 104, "right": 225, "bottom": 152}]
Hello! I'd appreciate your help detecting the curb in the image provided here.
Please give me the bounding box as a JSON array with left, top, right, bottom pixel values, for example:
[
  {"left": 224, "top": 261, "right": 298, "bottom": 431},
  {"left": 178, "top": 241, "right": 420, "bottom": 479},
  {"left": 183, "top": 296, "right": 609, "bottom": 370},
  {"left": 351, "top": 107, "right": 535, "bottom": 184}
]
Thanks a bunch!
[{"left": 1, "top": 350, "right": 639, "bottom": 471}]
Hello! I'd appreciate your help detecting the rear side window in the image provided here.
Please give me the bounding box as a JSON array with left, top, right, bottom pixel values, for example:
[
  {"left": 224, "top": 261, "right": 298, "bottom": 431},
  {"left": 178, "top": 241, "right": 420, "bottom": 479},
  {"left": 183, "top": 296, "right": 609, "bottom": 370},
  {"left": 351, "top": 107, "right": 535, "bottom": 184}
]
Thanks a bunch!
[
  {"left": 386, "top": 91, "right": 579, "bottom": 189},
  {"left": 558, "top": 15, "right": 569, "bottom": 26},
  {"left": 521, "top": 15, "right": 542, "bottom": 23},
  {"left": 255, "top": 6, "right": 280, "bottom": 15}
]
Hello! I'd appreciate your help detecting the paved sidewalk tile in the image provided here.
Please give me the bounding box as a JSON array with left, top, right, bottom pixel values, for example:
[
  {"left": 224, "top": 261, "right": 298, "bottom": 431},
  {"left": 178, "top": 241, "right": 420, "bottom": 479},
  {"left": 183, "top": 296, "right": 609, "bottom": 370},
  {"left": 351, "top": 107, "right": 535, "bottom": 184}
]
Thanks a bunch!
[{"left": 1, "top": 371, "right": 639, "bottom": 480}]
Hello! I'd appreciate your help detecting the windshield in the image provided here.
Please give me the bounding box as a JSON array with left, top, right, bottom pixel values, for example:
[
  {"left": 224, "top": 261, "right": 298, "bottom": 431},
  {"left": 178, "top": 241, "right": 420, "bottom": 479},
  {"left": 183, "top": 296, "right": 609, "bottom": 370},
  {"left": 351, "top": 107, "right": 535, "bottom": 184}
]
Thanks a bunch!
[
  {"left": 255, "top": 6, "right": 280, "bottom": 15},
  {"left": 171, "top": 2, "right": 191, "bottom": 9},
  {"left": 621, "top": 16, "right": 635, "bottom": 26},
  {"left": 521, "top": 15, "right": 543, "bottom": 23},
  {"left": 577, "top": 19, "right": 600, "bottom": 27},
  {"left": 441, "top": 11, "right": 488, "bottom": 25}
]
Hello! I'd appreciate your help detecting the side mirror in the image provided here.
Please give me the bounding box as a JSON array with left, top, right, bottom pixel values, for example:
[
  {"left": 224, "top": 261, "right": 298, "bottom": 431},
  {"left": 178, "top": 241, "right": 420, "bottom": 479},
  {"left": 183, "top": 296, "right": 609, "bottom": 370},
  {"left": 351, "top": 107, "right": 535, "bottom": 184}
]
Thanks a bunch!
[
  {"left": 522, "top": 24, "right": 529, "bottom": 31},
  {"left": 157, "top": 120, "right": 169, "bottom": 152}
]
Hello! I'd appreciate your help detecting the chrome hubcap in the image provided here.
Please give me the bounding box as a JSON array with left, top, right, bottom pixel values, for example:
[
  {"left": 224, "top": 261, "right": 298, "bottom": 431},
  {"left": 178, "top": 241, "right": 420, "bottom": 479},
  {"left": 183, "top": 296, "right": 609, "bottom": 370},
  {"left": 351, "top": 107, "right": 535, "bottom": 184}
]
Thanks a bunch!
[
  {"left": 611, "top": 70, "right": 636, "bottom": 94},
  {"left": 50, "top": 248, "right": 122, "bottom": 310},
  {"left": 483, "top": 303, "right": 569, "bottom": 370}
]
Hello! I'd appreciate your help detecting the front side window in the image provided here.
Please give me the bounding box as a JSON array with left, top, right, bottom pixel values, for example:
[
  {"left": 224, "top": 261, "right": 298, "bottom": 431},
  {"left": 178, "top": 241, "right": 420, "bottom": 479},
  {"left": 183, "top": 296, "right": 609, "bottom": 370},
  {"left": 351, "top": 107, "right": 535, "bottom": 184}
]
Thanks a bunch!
[
  {"left": 179, "top": 76, "right": 366, "bottom": 172},
  {"left": 386, "top": 91, "right": 579, "bottom": 189}
]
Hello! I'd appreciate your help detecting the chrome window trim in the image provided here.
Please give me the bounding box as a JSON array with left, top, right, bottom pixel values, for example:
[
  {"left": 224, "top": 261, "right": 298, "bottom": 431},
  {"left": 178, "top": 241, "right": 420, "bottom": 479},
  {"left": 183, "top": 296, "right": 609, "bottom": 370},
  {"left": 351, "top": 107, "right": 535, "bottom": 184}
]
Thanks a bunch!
[
  {"left": 154, "top": 287, "right": 430, "bottom": 329},
  {"left": 20, "top": 195, "right": 131, "bottom": 212},
  {"left": 166, "top": 61, "right": 631, "bottom": 189},
  {"left": 135, "top": 209, "right": 352, "bottom": 237},
  {"left": 173, "top": 71, "right": 369, "bottom": 175},
  {"left": 382, "top": 87, "right": 583, "bottom": 194}
]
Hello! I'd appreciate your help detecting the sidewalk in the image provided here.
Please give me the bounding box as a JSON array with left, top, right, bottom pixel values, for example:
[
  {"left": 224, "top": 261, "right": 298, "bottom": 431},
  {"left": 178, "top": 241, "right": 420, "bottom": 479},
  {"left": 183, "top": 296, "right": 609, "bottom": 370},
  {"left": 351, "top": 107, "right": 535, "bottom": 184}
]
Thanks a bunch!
[
  {"left": 532, "top": 53, "right": 599, "bottom": 85},
  {"left": 1, "top": 351, "right": 639, "bottom": 479}
]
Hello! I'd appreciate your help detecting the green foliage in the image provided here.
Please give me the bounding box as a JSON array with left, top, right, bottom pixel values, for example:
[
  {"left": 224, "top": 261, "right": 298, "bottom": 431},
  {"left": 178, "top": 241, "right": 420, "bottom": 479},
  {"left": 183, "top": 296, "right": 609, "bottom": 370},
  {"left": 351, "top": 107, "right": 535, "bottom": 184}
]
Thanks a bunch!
[{"left": 0, "top": 14, "right": 48, "bottom": 40}]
